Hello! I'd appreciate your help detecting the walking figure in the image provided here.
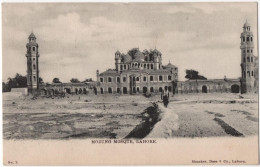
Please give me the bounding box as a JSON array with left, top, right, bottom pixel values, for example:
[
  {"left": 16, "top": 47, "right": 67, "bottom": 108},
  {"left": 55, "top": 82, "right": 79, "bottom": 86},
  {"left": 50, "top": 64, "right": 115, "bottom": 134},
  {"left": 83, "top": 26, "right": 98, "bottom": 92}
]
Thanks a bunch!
[{"left": 161, "top": 88, "right": 170, "bottom": 108}]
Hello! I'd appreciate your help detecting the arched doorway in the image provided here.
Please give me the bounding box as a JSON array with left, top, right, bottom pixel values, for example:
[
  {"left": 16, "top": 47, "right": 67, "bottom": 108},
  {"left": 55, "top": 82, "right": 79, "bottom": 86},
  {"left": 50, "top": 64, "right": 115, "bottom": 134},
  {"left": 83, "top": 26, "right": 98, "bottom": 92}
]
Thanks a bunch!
[
  {"left": 117, "top": 88, "right": 120, "bottom": 94},
  {"left": 50, "top": 89, "right": 55, "bottom": 96},
  {"left": 143, "top": 87, "right": 147, "bottom": 94},
  {"left": 123, "top": 87, "right": 127, "bottom": 94},
  {"left": 108, "top": 87, "right": 112, "bottom": 94},
  {"left": 168, "top": 86, "right": 172, "bottom": 92},
  {"left": 79, "top": 88, "right": 83, "bottom": 94},
  {"left": 75, "top": 88, "right": 78, "bottom": 95},
  {"left": 202, "top": 85, "right": 207, "bottom": 93},
  {"left": 54, "top": 89, "right": 59, "bottom": 95},
  {"left": 41, "top": 89, "right": 47, "bottom": 95},
  {"left": 83, "top": 88, "right": 87, "bottom": 94},
  {"left": 231, "top": 84, "right": 240, "bottom": 93},
  {"left": 64, "top": 88, "right": 71, "bottom": 94}
]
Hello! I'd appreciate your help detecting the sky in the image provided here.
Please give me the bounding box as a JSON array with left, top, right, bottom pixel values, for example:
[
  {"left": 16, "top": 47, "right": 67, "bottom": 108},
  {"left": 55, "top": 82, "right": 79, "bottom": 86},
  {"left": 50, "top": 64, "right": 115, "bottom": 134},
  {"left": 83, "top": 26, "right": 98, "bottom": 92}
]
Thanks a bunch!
[{"left": 2, "top": 2, "right": 258, "bottom": 83}]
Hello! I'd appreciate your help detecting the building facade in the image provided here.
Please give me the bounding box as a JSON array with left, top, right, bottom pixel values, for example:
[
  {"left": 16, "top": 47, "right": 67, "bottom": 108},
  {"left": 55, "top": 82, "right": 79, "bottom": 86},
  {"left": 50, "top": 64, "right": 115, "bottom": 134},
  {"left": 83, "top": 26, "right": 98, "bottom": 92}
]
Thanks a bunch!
[
  {"left": 26, "top": 21, "right": 258, "bottom": 96},
  {"left": 96, "top": 49, "right": 178, "bottom": 94}
]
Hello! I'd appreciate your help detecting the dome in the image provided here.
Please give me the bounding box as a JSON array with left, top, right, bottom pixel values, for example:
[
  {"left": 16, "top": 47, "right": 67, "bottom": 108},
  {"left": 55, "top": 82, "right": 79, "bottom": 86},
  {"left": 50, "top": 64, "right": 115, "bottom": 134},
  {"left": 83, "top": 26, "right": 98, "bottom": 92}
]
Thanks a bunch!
[
  {"left": 153, "top": 48, "right": 162, "bottom": 56},
  {"left": 243, "top": 20, "right": 251, "bottom": 28},
  {"left": 133, "top": 51, "right": 145, "bottom": 60},
  {"left": 164, "top": 62, "right": 177, "bottom": 69},
  {"left": 122, "top": 54, "right": 132, "bottom": 63},
  {"left": 28, "top": 32, "right": 36, "bottom": 39},
  {"left": 115, "top": 50, "right": 121, "bottom": 55}
]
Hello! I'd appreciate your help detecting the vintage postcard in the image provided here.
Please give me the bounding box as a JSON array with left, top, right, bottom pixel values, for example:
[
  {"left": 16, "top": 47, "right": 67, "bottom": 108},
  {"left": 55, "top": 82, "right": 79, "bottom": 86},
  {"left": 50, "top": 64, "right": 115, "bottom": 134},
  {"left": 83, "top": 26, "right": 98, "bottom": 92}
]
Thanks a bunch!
[{"left": 2, "top": 2, "right": 259, "bottom": 165}]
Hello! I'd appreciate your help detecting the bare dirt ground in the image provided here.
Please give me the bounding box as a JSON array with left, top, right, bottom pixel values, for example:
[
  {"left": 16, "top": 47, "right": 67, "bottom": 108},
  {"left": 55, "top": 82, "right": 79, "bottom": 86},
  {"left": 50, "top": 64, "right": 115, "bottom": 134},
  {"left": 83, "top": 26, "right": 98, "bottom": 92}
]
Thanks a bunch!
[
  {"left": 148, "top": 93, "right": 258, "bottom": 138},
  {"left": 3, "top": 92, "right": 258, "bottom": 139}
]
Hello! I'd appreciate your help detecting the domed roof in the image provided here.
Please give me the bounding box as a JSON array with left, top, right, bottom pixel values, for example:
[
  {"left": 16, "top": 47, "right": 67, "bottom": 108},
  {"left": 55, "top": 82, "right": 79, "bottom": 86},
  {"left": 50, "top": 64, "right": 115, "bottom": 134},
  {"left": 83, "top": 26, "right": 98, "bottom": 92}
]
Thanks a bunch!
[
  {"left": 115, "top": 50, "right": 121, "bottom": 55},
  {"left": 164, "top": 62, "right": 177, "bottom": 69},
  {"left": 29, "top": 32, "right": 36, "bottom": 39},
  {"left": 133, "top": 51, "right": 145, "bottom": 60},
  {"left": 243, "top": 20, "right": 251, "bottom": 27},
  {"left": 153, "top": 48, "right": 162, "bottom": 55},
  {"left": 122, "top": 54, "right": 132, "bottom": 63}
]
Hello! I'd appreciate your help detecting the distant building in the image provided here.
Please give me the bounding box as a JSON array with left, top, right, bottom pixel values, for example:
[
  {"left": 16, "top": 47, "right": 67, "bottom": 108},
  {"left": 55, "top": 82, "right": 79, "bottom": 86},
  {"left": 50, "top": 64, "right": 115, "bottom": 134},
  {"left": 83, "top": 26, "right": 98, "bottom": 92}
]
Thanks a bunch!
[
  {"left": 26, "top": 21, "right": 258, "bottom": 96},
  {"left": 96, "top": 48, "right": 178, "bottom": 94}
]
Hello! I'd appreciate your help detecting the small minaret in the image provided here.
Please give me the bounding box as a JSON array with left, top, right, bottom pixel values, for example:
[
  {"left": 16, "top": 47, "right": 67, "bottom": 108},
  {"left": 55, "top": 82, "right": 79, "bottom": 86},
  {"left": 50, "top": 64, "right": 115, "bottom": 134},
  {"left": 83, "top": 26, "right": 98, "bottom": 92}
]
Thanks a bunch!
[
  {"left": 115, "top": 50, "right": 121, "bottom": 72},
  {"left": 240, "top": 20, "right": 255, "bottom": 93},
  {"left": 96, "top": 69, "right": 99, "bottom": 81},
  {"left": 26, "top": 32, "right": 40, "bottom": 95}
]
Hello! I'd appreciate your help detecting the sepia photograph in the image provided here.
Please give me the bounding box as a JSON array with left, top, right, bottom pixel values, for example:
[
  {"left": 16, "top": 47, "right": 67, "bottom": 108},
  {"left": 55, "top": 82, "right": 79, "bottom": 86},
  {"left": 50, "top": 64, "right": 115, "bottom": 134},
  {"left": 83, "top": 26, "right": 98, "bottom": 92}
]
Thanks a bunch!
[{"left": 2, "top": 2, "right": 259, "bottom": 165}]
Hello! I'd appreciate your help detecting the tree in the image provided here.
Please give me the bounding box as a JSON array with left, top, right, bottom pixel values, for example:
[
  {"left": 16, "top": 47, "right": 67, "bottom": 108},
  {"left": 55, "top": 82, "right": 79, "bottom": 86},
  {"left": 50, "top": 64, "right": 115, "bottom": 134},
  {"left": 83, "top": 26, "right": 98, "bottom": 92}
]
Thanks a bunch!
[
  {"left": 185, "top": 69, "right": 207, "bottom": 80},
  {"left": 2, "top": 73, "right": 27, "bottom": 92},
  {"left": 52, "top": 78, "right": 61, "bottom": 83},
  {"left": 70, "top": 78, "right": 80, "bottom": 83},
  {"left": 2, "top": 82, "right": 10, "bottom": 92},
  {"left": 83, "top": 78, "right": 93, "bottom": 82}
]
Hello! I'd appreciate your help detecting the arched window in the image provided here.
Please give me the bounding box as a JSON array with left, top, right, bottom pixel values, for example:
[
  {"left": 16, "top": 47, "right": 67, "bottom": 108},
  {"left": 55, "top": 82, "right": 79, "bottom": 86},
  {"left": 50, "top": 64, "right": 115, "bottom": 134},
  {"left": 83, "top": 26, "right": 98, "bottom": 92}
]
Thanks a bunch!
[
  {"left": 159, "top": 75, "right": 163, "bottom": 81},
  {"left": 247, "top": 71, "right": 250, "bottom": 77},
  {"left": 100, "top": 88, "right": 104, "bottom": 94},
  {"left": 33, "top": 76, "right": 36, "bottom": 81},
  {"left": 150, "top": 87, "right": 154, "bottom": 92},
  {"left": 247, "top": 37, "right": 250, "bottom": 42},
  {"left": 159, "top": 87, "right": 163, "bottom": 92},
  {"left": 252, "top": 71, "right": 254, "bottom": 76},
  {"left": 144, "top": 64, "right": 146, "bottom": 68},
  {"left": 243, "top": 57, "right": 246, "bottom": 63},
  {"left": 150, "top": 76, "right": 153, "bottom": 81},
  {"left": 143, "top": 76, "right": 147, "bottom": 81},
  {"left": 168, "top": 75, "right": 172, "bottom": 80},
  {"left": 124, "top": 65, "right": 126, "bottom": 69},
  {"left": 251, "top": 57, "right": 253, "bottom": 62},
  {"left": 123, "top": 77, "right": 126, "bottom": 82},
  {"left": 117, "top": 88, "right": 120, "bottom": 94},
  {"left": 100, "top": 78, "right": 103, "bottom": 82},
  {"left": 108, "top": 87, "right": 112, "bottom": 94},
  {"left": 136, "top": 77, "right": 139, "bottom": 81},
  {"left": 32, "top": 47, "right": 35, "bottom": 51},
  {"left": 108, "top": 77, "right": 112, "bottom": 82},
  {"left": 117, "top": 77, "right": 120, "bottom": 83},
  {"left": 147, "top": 64, "right": 150, "bottom": 69},
  {"left": 120, "top": 65, "right": 123, "bottom": 70},
  {"left": 247, "top": 57, "right": 250, "bottom": 62},
  {"left": 251, "top": 37, "right": 253, "bottom": 41},
  {"left": 151, "top": 64, "right": 153, "bottom": 69},
  {"left": 243, "top": 37, "right": 245, "bottom": 42},
  {"left": 33, "top": 64, "right": 36, "bottom": 70}
]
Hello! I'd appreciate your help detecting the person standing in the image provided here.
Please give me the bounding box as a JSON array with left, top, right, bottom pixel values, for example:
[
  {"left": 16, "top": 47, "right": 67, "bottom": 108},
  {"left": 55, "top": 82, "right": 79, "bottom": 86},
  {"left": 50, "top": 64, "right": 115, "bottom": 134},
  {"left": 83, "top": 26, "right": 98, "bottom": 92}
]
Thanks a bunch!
[{"left": 161, "top": 87, "right": 170, "bottom": 108}]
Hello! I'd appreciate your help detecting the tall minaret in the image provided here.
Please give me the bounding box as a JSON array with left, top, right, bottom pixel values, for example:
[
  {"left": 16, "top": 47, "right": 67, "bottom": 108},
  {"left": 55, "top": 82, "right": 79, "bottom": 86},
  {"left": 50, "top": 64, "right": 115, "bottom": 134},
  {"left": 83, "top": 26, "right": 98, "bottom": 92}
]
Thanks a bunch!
[
  {"left": 25, "top": 33, "right": 40, "bottom": 95},
  {"left": 240, "top": 20, "right": 255, "bottom": 93}
]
